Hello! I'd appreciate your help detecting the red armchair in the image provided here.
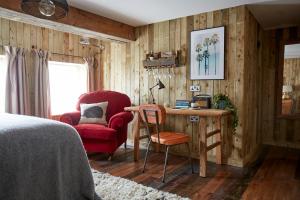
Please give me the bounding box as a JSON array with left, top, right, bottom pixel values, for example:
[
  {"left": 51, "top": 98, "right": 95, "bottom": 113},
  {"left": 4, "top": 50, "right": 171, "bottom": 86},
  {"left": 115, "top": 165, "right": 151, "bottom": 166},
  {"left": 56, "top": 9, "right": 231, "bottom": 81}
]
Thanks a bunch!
[{"left": 60, "top": 90, "right": 133, "bottom": 155}]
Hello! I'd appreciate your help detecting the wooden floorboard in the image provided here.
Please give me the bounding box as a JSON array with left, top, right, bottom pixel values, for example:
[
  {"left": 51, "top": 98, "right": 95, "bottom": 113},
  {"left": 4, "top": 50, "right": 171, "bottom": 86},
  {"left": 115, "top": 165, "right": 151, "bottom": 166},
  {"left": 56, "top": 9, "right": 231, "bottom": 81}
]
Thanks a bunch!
[
  {"left": 242, "top": 147, "right": 300, "bottom": 200},
  {"left": 89, "top": 145, "right": 300, "bottom": 200},
  {"left": 89, "top": 146, "right": 257, "bottom": 199}
]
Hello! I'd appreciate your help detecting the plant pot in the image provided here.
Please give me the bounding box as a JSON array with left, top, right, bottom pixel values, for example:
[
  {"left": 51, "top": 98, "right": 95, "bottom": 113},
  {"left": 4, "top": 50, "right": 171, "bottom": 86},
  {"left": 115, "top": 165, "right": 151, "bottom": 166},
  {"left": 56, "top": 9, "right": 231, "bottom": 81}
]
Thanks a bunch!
[{"left": 218, "top": 100, "right": 227, "bottom": 109}]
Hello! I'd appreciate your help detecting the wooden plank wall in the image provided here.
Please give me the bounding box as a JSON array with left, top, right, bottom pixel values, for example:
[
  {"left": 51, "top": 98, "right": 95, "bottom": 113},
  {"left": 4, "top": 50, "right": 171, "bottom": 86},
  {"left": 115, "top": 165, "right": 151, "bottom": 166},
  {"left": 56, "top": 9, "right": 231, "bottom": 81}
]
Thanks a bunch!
[
  {"left": 0, "top": 6, "right": 276, "bottom": 167},
  {"left": 261, "top": 27, "right": 300, "bottom": 149},
  {"left": 283, "top": 58, "right": 300, "bottom": 113},
  {"left": 242, "top": 9, "right": 263, "bottom": 165},
  {"left": 103, "top": 6, "right": 264, "bottom": 167},
  {"left": 5, "top": 4, "right": 295, "bottom": 167},
  {"left": 0, "top": 17, "right": 104, "bottom": 115},
  {"left": 3, "top": 4, "right": 294, "bottom": 167},
  {"left": 259, "top": 29, "right": 277, "bottom": 149}
]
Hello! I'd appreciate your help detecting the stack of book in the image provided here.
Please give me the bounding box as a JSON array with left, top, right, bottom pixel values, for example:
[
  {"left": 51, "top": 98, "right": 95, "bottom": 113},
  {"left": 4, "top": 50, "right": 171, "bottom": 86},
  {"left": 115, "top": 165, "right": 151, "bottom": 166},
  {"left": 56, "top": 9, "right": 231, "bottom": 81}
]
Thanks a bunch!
[{"left": 175, "top": 100, "right": 190, "bottom": 109}]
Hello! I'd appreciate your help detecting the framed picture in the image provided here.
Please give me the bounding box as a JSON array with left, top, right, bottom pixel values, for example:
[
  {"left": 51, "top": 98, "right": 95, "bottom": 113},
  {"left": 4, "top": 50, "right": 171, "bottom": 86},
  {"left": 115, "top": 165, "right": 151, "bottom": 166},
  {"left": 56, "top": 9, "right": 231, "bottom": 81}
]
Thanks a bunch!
[{"left": 190, "top": 26, "right": 225, "bottom": 80}]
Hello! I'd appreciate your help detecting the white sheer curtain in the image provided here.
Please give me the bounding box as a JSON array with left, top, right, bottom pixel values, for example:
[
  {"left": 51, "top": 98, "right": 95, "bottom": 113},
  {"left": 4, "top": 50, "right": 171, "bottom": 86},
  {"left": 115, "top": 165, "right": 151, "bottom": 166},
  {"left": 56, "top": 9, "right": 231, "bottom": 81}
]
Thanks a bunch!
[
  {"left": 32, "top": 49, "right": 51, "bottom": 118},
  {"left": 5, "top": 46, "right": 30, "bottom": 115}
]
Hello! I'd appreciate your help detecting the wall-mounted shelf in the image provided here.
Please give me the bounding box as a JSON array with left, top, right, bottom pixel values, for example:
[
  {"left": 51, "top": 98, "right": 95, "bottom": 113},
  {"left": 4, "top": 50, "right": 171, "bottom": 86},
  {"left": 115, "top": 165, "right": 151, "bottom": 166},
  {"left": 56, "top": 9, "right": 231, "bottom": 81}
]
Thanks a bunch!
[
  {"left": 143, "top": 50, "right": 181, "bottom": 69},
  {"left": 143, "top": 57, "right": 178, "bottom": 69}
]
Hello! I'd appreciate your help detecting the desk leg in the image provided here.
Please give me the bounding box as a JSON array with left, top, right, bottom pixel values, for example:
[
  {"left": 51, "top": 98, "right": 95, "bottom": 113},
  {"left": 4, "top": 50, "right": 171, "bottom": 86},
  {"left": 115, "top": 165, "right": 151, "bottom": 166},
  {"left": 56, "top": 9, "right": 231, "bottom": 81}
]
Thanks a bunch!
[
  {"left": 216, "top": 116, "right": 222, "bottom": 165},
  {"left": 155, "top": 143, "right": 160, "bottom": 153},
  {"left": 133, "top": 112, "right": 141, "bottom": 161},
  {"left": 199, "top": 117, "right": 207, "bottom": 177}
]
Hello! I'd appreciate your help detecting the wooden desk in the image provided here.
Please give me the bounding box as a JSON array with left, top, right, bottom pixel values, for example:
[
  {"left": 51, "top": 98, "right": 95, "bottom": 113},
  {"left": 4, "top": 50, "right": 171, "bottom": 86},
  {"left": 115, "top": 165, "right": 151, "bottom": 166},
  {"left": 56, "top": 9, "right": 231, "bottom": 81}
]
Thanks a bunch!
[{"left": 124, "top": 106, "right": 231, "bottom": 177}]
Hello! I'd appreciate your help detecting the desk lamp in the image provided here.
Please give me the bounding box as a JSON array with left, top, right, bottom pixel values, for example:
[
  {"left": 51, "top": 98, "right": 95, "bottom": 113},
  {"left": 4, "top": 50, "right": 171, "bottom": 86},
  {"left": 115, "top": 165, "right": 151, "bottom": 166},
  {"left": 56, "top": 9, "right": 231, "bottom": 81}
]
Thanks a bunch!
[{"left": 149, "top": 79, "right": 165, "bottom": 104}]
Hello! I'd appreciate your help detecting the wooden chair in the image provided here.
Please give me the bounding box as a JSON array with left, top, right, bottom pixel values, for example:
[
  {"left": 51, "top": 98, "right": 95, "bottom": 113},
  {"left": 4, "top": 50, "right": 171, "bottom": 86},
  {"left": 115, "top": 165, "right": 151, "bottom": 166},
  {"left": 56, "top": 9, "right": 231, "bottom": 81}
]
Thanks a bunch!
[{"left": 139, "top": 104, "right": 194, "bottom": 182}]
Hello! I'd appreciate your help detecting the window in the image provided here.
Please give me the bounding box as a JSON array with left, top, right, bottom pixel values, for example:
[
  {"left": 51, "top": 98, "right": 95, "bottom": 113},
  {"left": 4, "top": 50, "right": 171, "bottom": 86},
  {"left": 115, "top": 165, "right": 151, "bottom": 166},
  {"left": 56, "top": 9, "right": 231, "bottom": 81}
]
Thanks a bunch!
[
  {"left": 49, "top": 61, "right": 88, "bottom": 115},
  {"left": 0, "top": 55, "right": 7, "bottom": 113}
]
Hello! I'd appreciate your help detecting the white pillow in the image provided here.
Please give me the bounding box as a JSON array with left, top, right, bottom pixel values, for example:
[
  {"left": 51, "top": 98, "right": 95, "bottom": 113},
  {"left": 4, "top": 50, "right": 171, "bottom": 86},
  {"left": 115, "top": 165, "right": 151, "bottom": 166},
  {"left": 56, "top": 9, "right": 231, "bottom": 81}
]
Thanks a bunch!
[{"left": 79, "top": 102, "right": 108, "bottom": 125}]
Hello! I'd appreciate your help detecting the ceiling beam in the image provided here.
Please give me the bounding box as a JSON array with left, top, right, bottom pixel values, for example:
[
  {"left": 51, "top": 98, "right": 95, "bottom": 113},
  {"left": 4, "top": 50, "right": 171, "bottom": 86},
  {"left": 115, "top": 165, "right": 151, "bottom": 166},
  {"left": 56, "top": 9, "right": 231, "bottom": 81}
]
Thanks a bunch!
[{"left": 0, "top": 0, "right": 136, "bottom": 41}]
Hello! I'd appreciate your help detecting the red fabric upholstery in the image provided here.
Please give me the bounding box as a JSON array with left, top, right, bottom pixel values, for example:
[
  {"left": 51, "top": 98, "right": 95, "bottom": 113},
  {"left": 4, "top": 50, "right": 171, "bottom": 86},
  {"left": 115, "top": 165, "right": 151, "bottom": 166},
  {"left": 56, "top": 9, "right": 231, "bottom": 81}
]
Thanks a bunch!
[
  {"left": 108, "top": 112, "right": 133, "bottom": 130},
  {"left": 74, "top": 124, "right": 117, "bottom": 140},
  {"left": 60, "top": 90, "right": 133, "bottom": 154},
  {"left": 60, "top": 111, "right": 81, "bottom": 125}
]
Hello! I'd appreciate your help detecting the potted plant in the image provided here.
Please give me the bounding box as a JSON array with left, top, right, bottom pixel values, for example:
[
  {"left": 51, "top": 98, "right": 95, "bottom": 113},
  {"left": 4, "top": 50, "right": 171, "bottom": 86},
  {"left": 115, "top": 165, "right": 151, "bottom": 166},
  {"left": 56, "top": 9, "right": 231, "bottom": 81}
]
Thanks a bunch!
[{"left": 212, "top": 94, "right": 238, "bottom": 134}]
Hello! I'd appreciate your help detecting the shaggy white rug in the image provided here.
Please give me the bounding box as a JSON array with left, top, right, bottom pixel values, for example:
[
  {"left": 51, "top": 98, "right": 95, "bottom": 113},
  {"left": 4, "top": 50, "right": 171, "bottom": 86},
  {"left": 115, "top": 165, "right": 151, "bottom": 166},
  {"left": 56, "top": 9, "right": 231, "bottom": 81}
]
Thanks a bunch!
[{"left": 92, "top": 169, "right": 190, "bottom": 200}]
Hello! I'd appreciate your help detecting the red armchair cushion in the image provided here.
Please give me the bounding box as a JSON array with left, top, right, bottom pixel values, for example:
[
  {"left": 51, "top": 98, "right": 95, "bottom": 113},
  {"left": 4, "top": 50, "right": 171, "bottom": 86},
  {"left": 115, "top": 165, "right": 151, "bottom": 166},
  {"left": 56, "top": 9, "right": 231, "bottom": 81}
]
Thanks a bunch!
[{"left": 74, "top": 124, "right": 117, "bottom": 140}]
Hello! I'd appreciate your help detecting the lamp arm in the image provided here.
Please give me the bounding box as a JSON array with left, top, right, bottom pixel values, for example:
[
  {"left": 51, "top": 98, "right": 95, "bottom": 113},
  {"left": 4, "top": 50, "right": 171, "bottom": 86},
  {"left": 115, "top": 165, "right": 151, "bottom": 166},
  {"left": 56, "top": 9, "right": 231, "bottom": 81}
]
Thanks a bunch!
[
  {"left": 149, "top": 83, "right": 159, "bottom": 90},
  {"left": 149, "top": 87, "right": 156, "bottom": 104},
  {"left": 149, "top": 82, "right": 160, "bottom": 104}
]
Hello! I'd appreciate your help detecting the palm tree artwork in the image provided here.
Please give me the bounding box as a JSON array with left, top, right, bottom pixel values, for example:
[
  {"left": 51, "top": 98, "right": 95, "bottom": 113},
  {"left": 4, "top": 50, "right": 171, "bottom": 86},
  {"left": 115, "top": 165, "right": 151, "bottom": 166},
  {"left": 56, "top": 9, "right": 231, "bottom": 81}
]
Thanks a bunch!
[
  {"left": 195, "top": 34, "right": 220, "bottom": 76},
  {"left": 211, "top": 34, "right": 219, "bottom": 74},
  {"left": 195, "top": 44, "right": 203, "bottom": 75}
]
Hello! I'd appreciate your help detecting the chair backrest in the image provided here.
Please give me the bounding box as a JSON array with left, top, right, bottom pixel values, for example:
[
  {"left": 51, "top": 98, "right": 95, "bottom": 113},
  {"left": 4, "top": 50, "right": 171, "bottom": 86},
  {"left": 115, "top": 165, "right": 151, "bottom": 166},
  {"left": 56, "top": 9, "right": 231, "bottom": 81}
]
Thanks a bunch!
[
  {"left": 139, "top": 104, "right": 166, "bottom": 143},
  {"left": 76, "top": 90, "right": 131, "bottom": 121},
  {"left": 139, "top": 104, "right": 166, "bottom": 125}
]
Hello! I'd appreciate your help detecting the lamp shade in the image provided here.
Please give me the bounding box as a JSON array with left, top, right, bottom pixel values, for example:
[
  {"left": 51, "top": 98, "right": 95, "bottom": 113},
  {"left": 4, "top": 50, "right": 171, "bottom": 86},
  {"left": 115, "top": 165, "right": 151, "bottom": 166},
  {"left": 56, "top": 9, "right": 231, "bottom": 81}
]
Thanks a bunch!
[
  {"left": 21, "top": 0, "right": 69, "bottom": 20},
  {"left": 158, "top": 79, "right": 165, "bottom": 89},
  {"left": 282, "top": 85, "right": 293, "bottom": 93}
]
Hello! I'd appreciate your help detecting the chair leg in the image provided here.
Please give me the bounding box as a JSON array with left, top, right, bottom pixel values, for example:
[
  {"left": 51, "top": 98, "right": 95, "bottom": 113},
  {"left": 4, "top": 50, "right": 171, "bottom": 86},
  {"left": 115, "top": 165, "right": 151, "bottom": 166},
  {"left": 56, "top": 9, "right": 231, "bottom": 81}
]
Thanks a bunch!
[
  {"left": 124, "top": 141, "right": 127, "bottom": 149},
  {"left": 142, "top": 139, "right": 152, "bottom": 173},
  {"left": 186, "top": 143, "right": 194, "bottom": 174},
  {"left": 162, "top": 145, "right": 170, "bottom": 183}
]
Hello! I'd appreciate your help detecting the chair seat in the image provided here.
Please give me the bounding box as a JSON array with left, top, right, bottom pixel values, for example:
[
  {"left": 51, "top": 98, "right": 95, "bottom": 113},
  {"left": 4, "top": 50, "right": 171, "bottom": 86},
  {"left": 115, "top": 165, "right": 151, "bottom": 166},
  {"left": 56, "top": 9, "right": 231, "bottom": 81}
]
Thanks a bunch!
[
  {"left": 151, "top": 132, "right": 190, "bottom": 145},
  {"left": 74, "top": 124, "right": 117, "bottom": 140}
]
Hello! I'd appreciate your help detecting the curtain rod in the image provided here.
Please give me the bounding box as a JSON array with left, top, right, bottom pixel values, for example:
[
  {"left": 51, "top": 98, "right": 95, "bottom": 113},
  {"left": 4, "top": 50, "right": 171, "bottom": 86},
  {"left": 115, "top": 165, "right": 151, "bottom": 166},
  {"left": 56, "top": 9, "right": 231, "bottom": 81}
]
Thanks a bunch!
[
  {"left": 51, "top": 52, "right": 101, "bottom": 58},
  {"left": 0, "top": 45, "right": 101, "bottom": 58}
]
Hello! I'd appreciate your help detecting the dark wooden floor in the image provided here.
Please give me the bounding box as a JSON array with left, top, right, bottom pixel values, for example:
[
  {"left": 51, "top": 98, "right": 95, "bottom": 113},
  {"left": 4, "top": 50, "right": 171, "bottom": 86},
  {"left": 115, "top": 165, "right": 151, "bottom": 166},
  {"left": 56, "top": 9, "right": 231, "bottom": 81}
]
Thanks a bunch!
[
  {"left": 89, "top": 146, "right": 300, "bottom": 200},
  {"left": 242, "top": 147, "right": 300, "bottom": 200}
]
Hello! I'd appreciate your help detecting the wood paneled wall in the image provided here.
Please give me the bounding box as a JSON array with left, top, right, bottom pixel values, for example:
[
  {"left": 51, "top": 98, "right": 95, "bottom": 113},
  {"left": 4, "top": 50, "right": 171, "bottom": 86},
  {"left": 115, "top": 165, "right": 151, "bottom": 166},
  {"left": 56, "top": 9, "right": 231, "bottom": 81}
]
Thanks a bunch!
[
  {"left": 257, "top": 29, "right": 277, "bottom": 150},
  {"left": 261, "top": 27, "right": 300, "bottom": 148},
  {"left": 103, "top": 6, "right": 264, "bottom": 167},
  {"left": 242, "top": 9, "right": 264, "bottom": 165},
  {"left": 4, "top": 5, "right": 299, "bottom": 166},
  {"left": 284, "top": 58, "right": 300, "bottom": 113},
  {"left": 0, "top": 17, "right": 104, "bottom": 115}
]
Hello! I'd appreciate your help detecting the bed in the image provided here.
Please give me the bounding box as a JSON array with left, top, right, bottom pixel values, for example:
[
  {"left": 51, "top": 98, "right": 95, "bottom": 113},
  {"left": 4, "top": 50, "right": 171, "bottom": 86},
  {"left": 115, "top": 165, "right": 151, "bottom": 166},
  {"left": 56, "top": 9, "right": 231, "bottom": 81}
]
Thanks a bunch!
[{"left": 0, "top": 113, "right": 100, "bottom": 200}]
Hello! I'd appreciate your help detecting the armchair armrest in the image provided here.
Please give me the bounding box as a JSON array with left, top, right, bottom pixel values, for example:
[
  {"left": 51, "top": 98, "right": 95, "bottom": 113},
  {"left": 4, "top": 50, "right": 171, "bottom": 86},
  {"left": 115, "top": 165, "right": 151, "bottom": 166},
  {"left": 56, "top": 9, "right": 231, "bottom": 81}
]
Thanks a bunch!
[
  {"left": 108, "top": 112, "right": 134, "bottom": 130},
  {"left": 60, "top": 111, "right": 81, "bottom": 126}
]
